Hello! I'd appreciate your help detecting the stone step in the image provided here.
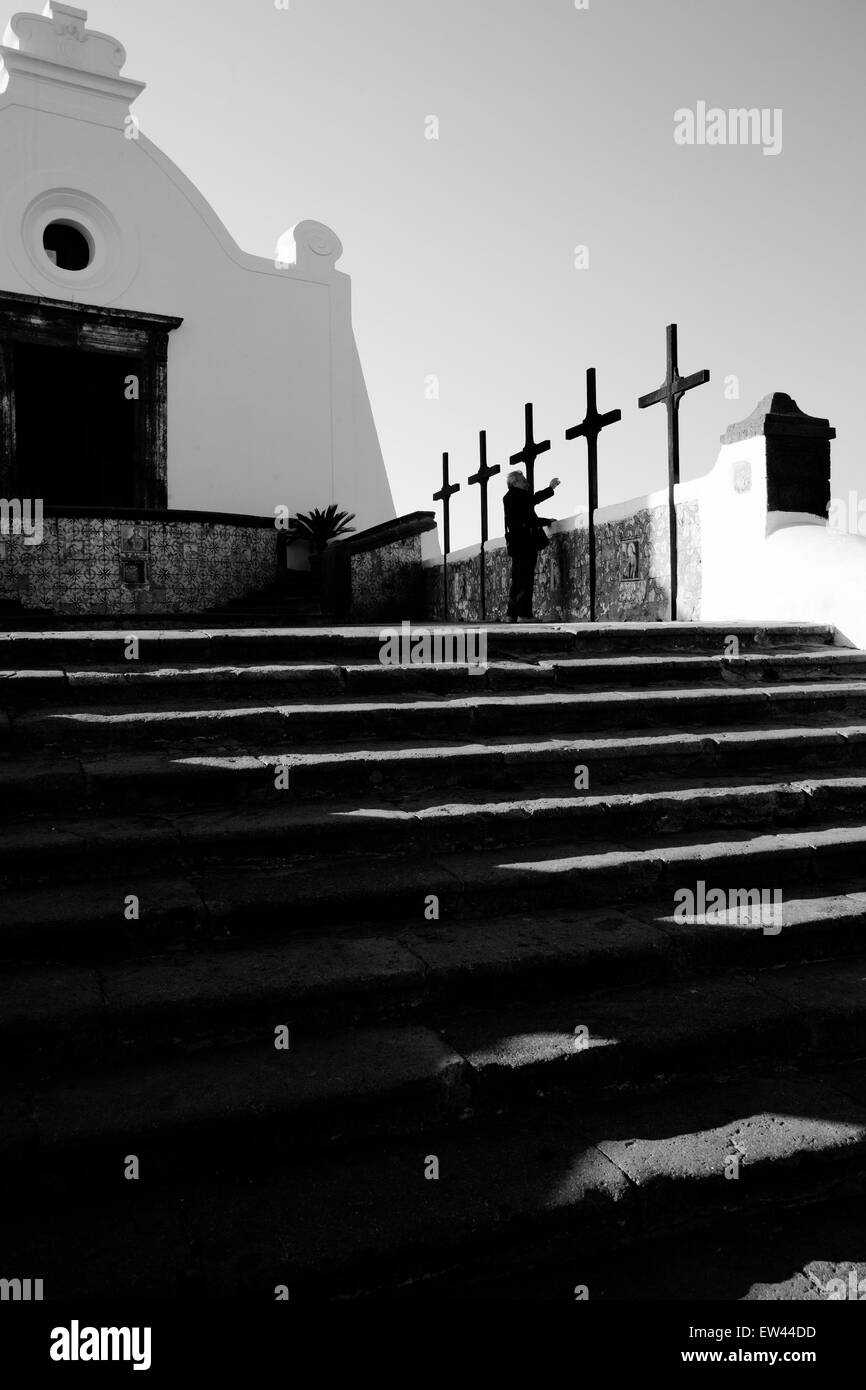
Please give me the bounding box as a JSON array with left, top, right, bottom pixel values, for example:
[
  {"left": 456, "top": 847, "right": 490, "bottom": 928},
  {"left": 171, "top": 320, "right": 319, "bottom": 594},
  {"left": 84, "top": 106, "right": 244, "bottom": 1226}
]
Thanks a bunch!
[
  {"left": 3, "top": 822, "right": 866, "bottom": 965},
  {"left": 1, "top": 722, "right": 861, "bottom": 817},
  {"left": 4, "top": 775, "right": 866, "bottom": 888},
  {"left": 9, "top": 680, "right": 866, "bottom": 752},
  {"left": 6, "top": 956, "right": 866, "bottom": 1173},
  {"left": 215, "top": 606, "right": 327, "bottom": 620},
  {"left": 0, "top": 621, "right": 838, "bottom": 668},
  {"left": 222, "top": 585, "right": 323, "bottom": 602},
  {"left": 230, "top": 577, "right": 323, "bottom": 597},
  {"left": 452, "top": 1194, "right": 866, "bottom": 1302},
  {"left": 0, "top": 612, "right": 335, "bottom": 631},
  {"left": 1, "top": 614, "right": 860, "bottom": 1299},
  {"left": 4, "top": 648, "right": 866, "bottom": 709},
  {"left": 5, "top": 894, "right": 866, "bottom": 1074},
  {"left": 5, "top": 1057, "right": 866, "bottom": 1296},
  {"left": 266, "top": 1063, "right": 865, "bottom": 1298},
  {"left": 222, "top": 589, "right": 323, "bottom": 607}
]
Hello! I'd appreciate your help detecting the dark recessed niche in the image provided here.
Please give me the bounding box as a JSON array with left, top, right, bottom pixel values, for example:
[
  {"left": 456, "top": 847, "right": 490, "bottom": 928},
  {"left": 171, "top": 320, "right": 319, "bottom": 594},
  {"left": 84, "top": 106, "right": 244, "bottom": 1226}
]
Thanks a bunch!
[{"left": 42, "top": 220, "right": 93, "bottom": 271}]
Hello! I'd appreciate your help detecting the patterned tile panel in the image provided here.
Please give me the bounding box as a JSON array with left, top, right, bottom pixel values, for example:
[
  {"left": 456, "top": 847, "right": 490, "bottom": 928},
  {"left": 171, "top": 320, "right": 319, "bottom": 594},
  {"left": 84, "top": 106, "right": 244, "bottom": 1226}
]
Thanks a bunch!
[{"left": 1, "top": 517, "right": 280, "bottom": 614}]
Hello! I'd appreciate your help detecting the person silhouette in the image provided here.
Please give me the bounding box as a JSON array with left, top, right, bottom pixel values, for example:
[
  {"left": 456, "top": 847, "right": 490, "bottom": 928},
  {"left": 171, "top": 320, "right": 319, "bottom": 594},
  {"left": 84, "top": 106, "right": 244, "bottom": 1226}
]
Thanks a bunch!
[{"left": 503, "top": 469, "right": 560, "bottom": 622}]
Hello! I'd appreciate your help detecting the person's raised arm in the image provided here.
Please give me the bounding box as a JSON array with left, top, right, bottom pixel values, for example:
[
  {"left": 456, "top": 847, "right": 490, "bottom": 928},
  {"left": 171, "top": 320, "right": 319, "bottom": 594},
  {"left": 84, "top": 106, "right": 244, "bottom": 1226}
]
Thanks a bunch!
[{"left": 534, "top": 477, "right": 560, "bottom": 504}]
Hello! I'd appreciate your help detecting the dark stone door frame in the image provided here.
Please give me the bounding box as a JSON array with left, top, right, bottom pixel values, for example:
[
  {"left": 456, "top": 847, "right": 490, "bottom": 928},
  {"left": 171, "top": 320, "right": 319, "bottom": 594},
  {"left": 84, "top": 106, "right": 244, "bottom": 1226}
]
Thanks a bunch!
[{"left": 0, "top": 290, "right": 183, "bottom": 509}]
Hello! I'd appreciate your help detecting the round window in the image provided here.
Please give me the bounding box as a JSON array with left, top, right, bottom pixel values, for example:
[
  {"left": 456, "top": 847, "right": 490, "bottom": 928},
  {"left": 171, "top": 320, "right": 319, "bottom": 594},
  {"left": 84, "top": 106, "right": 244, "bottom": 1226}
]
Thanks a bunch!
[{"left": 42, "top": 220, "right": 94, "bottom": 271}]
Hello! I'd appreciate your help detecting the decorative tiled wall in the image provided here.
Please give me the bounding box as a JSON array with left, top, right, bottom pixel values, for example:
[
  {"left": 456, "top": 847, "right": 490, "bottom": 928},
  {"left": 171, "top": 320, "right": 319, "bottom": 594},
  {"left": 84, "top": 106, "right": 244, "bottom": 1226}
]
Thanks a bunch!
[
  {"left": 0, "top": 516, "right": 278, "bottom": 614},
  {"left": 348, "top": 534, "right": 426, "bottom": 620},
  {"left": 425, "top": 500, "right": 701, "bottom": 622}
]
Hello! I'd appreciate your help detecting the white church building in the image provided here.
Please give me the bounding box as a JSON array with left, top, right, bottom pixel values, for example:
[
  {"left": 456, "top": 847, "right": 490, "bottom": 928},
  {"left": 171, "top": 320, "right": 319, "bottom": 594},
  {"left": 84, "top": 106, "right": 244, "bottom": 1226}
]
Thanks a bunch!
[{"left": 0, "top": 2, "right": 396, "bottom": 614}]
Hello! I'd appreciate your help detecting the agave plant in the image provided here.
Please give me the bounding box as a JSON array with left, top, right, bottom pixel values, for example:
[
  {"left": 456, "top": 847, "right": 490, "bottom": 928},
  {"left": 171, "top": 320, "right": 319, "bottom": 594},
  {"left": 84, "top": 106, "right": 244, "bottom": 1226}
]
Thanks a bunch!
[{"left": 288, "top": 505, "right": 356, "bottom": 555}]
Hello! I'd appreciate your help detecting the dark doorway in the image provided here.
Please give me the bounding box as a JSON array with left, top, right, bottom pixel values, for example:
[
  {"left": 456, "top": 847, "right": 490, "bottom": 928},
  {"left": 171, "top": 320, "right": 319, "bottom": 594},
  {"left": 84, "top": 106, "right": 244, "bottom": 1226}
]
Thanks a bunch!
[
  {"left": 0, "top": 291, "right": 183, "bottom": 509},
  {"left": 12, "top": 343, "right": 140, "bottom": 506}
]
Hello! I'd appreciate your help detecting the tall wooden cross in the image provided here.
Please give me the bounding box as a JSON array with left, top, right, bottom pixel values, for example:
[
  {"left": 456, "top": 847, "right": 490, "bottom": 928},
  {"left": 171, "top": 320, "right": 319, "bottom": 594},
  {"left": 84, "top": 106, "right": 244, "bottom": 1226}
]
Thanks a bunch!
[
  {"left": 509, "top": 402, "right": 550, "bottom": 492},
  {"left": 433, "top": 450, "right": 460, "bottom": 621},
  {"left": 467, "top": 429, "right": 500, "bottom": 621},
  {"left": 638, "top": 324, "right": 709, "bottom": 619},
  {"left": 564, "top": 367, "right": 621, "bottom": 622}
]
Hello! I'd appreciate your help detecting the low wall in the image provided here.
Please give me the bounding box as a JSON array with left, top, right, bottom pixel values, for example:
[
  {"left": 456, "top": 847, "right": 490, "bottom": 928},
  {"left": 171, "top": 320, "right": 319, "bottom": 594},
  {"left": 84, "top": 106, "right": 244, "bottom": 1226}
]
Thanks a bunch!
[
  {"left": 0, "top": 507, "right": 278, "bottom": 615},
  {"left": 425, "top": 495, "right": 701, "bottom": 623},
  {"left": 5, "top": 394, "right": 857, "bottom": 636},
  {"left": 424, "top": 392, "right": 861, "bottom": 642},
  {"left": 326, "top": 511, "right": 438, "bottom": 621}
]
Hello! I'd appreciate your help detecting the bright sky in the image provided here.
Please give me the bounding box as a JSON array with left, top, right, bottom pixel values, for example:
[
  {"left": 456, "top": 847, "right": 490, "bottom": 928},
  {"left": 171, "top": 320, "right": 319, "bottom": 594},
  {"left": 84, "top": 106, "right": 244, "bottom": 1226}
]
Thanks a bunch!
[{"left": 87, "top": 0, "right": 865, "bottom": 547}]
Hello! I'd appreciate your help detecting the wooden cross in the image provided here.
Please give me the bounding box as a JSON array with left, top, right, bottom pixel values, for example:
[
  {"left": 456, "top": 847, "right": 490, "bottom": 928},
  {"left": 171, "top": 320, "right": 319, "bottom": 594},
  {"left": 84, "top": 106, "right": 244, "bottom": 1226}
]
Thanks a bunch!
[
  {"left": 433, "top": 450, "right": 460, "bottom": 621},
  {"left": 509, "top": 401, "right": 550, "bottom": 493},
  {"left": 638, "top": 324, "right": 709, "bottom": 620},
  {"left": 467, "top": 429, "right": 500, "bottom": 620},
  {"left": 564, "top": 367, "right": 621, "bottom": 622}
]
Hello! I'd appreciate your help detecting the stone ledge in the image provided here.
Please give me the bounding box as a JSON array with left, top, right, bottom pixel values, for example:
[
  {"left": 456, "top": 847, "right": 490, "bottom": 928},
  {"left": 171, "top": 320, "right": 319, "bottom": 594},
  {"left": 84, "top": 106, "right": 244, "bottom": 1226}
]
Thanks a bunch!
[
  {"left": 722, "top": 392, "right": 836, "bottom": 444},
  {"left": 41, "top": 505, "right": 278, "bottom": 529},
  {"left": 333, "top": 510, "right": 437, "bottom": 555},
  {"left": 0, "top": 288, "right": 181, "bottom": 331}
]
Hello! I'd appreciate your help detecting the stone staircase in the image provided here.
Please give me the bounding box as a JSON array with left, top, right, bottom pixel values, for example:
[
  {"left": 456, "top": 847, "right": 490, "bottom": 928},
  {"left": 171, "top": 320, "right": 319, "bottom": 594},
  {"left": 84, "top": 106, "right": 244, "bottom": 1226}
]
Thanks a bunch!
[
  {"left": 210, "top": 568, "right": 327, "bottom": 624},
  {"left": 3, "top": 619, "right": 866, "bottom": 1299}
]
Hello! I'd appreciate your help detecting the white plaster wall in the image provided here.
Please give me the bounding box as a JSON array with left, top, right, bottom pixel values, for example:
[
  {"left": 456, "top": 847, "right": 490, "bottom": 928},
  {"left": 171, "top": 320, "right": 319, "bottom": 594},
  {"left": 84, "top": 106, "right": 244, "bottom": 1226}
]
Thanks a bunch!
[
  {"left": 750, "top": 527, "right": 866, "bottom": 649},
  {"left": 702, "top": 505, "right": 866, "bottom": 650},
  {"left": 0, "top": 15, "right": 394, "bottom": 530},
  {"left": 696, "top": 436, "right": 770, "bottom": 622},
  {"left": 697, "top": 435, "right": 866, "bottom": 648}
]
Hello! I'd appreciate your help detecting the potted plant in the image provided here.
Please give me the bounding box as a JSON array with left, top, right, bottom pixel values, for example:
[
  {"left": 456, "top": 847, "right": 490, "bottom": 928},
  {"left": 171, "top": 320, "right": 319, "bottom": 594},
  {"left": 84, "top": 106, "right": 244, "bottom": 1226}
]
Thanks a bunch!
[{"left": 288, "top": 505, "right": 356, "bottom": 574}]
